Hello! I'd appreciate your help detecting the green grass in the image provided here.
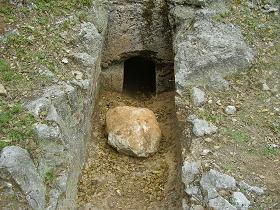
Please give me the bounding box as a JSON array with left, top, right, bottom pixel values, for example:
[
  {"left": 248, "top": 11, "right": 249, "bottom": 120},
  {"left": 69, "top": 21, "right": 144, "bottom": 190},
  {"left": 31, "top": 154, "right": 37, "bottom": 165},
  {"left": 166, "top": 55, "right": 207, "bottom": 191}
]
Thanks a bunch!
[
  {"left": 0, "top": 4, "right": 15, "bottom": 16},
  {"left": 263, "top": 145, "right": 279, "bottom": 157},
  {"left": 229, "top": 130, "right": 250, "bottom": 143},
  {"left": 44, "top": 169, "right": 55, "bottom": 182},
  {"left": 0, "top": 141, "right": 8, "bottom": 150},
  {"left": 222, "top": 164, "right": 234, "bottom": 172},
  {"left": 198, "top": 111, "right": 224, "bottom": 124},
  {"left": 0, "top": 58, "right": 23, "bottom": 82},
  {"left": 0, "top": 100, "right": 36, "bottom": 147}
]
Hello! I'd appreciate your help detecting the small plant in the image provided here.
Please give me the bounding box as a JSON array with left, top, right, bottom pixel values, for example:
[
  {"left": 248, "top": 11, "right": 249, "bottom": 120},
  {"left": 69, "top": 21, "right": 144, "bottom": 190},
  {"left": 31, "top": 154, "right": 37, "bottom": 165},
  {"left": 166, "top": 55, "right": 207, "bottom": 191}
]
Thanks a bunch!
[
  {"left": 263, "top": 145, "right": 278, "bottom": 157},
  {"left": 222, "top": 164, "right": 234, "bottom": 172},
  {"left": 272, "top": 124, "right": 280, "bottom": 134},
  {"left": 229, "top": 131, "right": 250, "bottom": 143},
  {"left": 0, "top": 141, "right": 8, "bottom": 150},
  {"left": 0, "top": 4, "right": 14, "bottom": 15},
  {"left": 45, "top": 169, "right": 55, "bottom": 182}
]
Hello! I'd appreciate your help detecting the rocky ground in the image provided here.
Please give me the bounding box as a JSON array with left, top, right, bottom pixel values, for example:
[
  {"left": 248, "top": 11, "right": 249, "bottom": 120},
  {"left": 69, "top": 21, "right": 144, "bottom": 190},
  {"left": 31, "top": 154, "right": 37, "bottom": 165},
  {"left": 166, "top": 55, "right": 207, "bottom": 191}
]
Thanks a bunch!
[
  {"left": 180, "top": 1, "right": 280, "bottom": 208},
  {"left": 77, "top": 90, "right": 182, "bottom": 209}
]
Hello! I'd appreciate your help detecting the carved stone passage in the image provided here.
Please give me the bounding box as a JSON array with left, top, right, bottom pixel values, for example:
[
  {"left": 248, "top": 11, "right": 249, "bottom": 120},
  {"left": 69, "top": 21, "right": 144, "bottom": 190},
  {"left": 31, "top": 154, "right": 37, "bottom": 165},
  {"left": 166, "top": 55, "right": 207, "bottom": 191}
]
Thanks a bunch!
[{"left": 101, "top": 0, "right": 174, "bottom": 95}]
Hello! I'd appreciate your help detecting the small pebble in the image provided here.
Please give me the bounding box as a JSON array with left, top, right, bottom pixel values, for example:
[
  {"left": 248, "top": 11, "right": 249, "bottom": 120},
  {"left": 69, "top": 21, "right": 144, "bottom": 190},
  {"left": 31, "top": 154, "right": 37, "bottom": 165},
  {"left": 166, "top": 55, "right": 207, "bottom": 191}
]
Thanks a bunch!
[
  {"left": 62, "top": 58, "right": 69, "bottom": 64},
  {"left": 205, "top": 138, "right": 213, "bottom": 143},
  {"left": 201, "top": 149, "right": 211, "bottom": 156},
  {"left": 214, "top": 146, "right": 220, "bottom": 150},
  {"left": 225, "top": 105, "right": 237, "bottom": 115},
  {"left": 262, "top": 83, "right": 270, "bottom": 91},
  {"left": 0, "top": 84, "right": 7, "bottom": 97}
]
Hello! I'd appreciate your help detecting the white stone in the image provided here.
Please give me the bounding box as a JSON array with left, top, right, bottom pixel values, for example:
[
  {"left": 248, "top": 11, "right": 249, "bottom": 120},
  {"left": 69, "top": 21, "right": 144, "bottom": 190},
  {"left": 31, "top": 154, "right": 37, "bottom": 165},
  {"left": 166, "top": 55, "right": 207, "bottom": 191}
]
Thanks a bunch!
[
  {"left": 225, "top": 106, "right": 237, "bottom": 115},
  {"left": 62, "top": 58, "right": 69, "bottom": 64},
  {"left": 201, "top": 149, "right": 211, "bottom": 156},
  {"left": 262, "top": 83, "right": 270, "bottom": 91}
]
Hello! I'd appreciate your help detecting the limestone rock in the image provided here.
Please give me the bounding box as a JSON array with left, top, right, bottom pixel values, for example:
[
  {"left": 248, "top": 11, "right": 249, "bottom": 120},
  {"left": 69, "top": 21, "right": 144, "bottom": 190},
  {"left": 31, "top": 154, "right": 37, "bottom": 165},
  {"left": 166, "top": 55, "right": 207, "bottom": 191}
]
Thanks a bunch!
[
  {"left": 62, "top": 58, "right": 69, "bottom": 64},
  {"left": 0, "top": 146, "right": 46, "bottom": 209},
  {"left": 225, "top": 106, "right": 237, "bottom": 115},
  {"left": 232, "top": 192, "right": 250, "bottom": 210},
  {"left": 182, "top": 161, "right": 201, "bottom": 185},
  {"left": 34, "top": 123, "right": 61, "bottom": 141},
  {"left": 200, "top": 169, "right": 236, "bottom": 191},
  {"left": 209, "top": 195, "right": 237, "bottom": 210},
  {"left": 171, "top": 0, "right": 210, "bottom": 7},
  {"left": 106, "top": 106, "right": 162, "bottom": 157},
  {"left": 188, "top": 115, "right": 218, "bottom": 137},
  {"left": 73, "top": 52, "right": 96, "bottom": 67},
  {"left": 238, "top": 181, "right": 264, "bottom": 196},
  {"left": 192, "top": 87, "right": 205, "bottom": 106},
  {"left": 0, "top": 84, "right": 7, "bottom": 97},
  {"left": 38, "top": 66, "right": 55, "bottom": 79},
  {"left": 209, "top": 73, "right": 230, "bottom": 90},
  {"left": 174, "top": 18, "right": 254, "bottom": 88}
]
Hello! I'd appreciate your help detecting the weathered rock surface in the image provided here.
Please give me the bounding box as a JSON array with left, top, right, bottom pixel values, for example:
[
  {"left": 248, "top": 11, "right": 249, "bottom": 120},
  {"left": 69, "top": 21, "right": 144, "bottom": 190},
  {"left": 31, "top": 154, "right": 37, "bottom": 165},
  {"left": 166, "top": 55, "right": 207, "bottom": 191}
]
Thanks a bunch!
[
  {"left": 192, "top": 87, "right": 205, "bottom": 106},
  {"left": 209, "top": 196, "right": 237, "bottom": 210},
  {"left": 209, "top": 73, "right": 230, "bottom": 90},
  {"left": 0, "top": 146, "right": 46, "bottom": 209},
  {"left": 106, "top": 106, "right": 162, "bottom": 157},
  {"left": 73, "top": 52, "right": 96, "bottom": 67},
  {"left": 188, "top": 115, "right": 218, "bottom": 136},
  {"left": 170, "top": 1, "right": 254, "bottom": 89},
  {"left": 21, "top": 5, "right": 108, "bottom": 208},
  {"left": 35, "top": 123, "right": 61, "bottom": 141},
  {"left": 200, "top": 169, "right": 236, "bottom": 192},
  {"left": 238, "top": 181, "right": 265, "bottom": 196},
  {"left": 38, "top": 65, "right": 56, "bottom": 80},
  {"left": 232, "top": 192, "right": 250, "bottom": 210},
  {"left": 102, "top": 0, "right": 173, "bottom": 65},
  {"left": 182, "top": 160, "right": 201, "bottom": 185}
]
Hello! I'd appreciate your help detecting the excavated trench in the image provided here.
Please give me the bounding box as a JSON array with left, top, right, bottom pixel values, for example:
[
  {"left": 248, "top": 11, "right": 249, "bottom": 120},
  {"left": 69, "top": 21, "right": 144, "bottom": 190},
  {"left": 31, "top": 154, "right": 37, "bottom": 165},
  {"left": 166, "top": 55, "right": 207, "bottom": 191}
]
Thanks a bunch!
[
  {"left": 77, "top": 1, "right": 184, "bottom": 209},
  {"left": 77, "top": 89, "right": 182, "bottom": 209},
  {"left": 77, "top": 57, "right": 182, "bottom": 210},
  {"left": 77, "top": 56, "right": 183, "bottom": 209}
]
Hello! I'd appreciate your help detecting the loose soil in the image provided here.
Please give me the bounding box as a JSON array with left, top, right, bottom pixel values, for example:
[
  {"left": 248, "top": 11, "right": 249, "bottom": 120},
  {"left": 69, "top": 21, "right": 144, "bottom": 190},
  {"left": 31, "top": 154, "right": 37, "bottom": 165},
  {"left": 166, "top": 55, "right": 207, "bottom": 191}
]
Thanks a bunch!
[{"left": 77, "top": 90, "right": 182, "bottom": 210}]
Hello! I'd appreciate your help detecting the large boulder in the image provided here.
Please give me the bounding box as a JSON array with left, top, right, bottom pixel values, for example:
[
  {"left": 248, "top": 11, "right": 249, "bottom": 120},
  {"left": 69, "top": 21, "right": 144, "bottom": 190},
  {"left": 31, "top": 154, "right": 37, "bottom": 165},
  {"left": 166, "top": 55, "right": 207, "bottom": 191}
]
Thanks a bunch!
[{"left": 106, "top": 106, "right": 162, "bottom": 157}]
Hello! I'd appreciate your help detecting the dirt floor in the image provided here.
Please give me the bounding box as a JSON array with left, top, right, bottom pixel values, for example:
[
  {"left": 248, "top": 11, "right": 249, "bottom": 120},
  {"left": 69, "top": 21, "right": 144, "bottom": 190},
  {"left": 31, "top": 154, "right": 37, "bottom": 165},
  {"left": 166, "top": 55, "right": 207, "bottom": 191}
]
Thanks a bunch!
[{"left": 77, "top": 90, "right": 183, "bottom": 210}]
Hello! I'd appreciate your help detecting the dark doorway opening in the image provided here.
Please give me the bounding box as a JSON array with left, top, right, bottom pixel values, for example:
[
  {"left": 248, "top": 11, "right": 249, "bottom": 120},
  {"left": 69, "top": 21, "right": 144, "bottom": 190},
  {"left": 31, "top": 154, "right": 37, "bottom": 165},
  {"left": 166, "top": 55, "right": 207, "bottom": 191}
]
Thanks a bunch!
[{"left": 123, "top": 57, "right": 156, "bottom": 95}]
